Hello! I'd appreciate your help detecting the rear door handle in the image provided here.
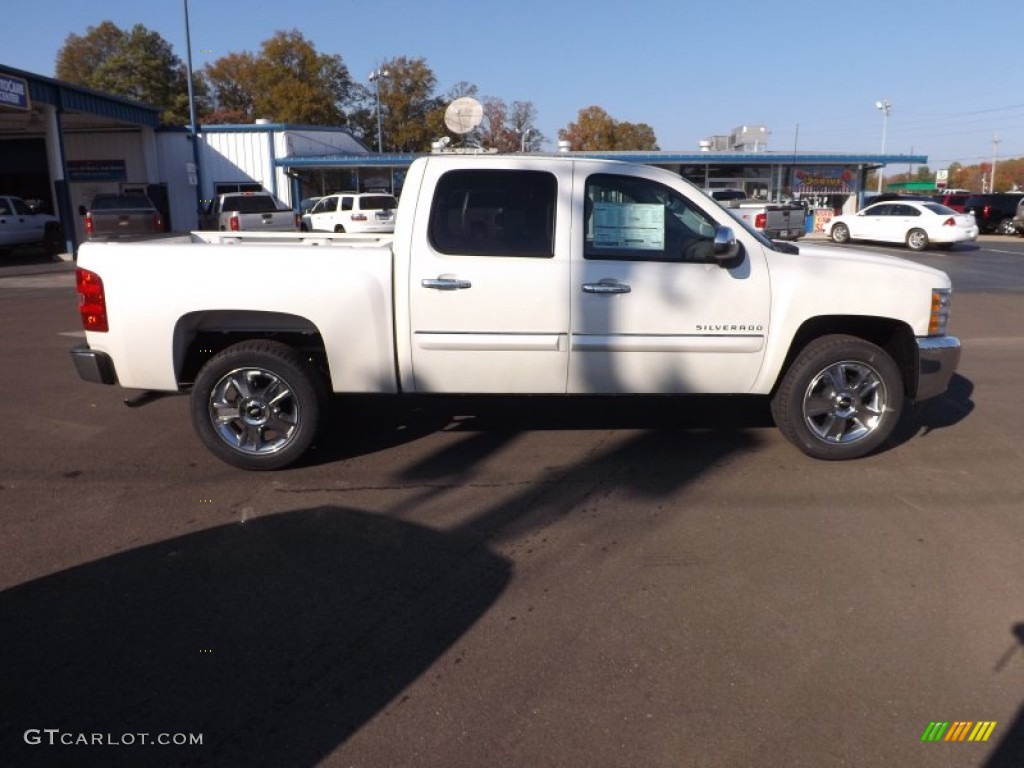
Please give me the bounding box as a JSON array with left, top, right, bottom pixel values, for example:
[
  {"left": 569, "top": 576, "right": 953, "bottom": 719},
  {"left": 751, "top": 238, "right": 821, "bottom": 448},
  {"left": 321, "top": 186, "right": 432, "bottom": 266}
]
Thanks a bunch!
[
  {"left": 582, "top": 281, "right": 631, "bottom": 294},
  {"left": 422, "top": 278, "right": 472, "bottom": 290}
]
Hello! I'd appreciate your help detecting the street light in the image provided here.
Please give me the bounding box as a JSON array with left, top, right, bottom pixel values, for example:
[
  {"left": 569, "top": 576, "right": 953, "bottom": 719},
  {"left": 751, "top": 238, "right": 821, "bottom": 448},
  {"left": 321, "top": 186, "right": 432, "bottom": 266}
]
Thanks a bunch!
[
  {"left": 875, "top": 99, "right": 891, "bottom": 194},
  {"left": 183, "top": 0, "right": 204, "bottom": 224},
  {"left": 520, "top": 128, "right": 532, "bottom": 153},
  {"left": 369, "top": 68, "right": 390, "bottom": 153}
]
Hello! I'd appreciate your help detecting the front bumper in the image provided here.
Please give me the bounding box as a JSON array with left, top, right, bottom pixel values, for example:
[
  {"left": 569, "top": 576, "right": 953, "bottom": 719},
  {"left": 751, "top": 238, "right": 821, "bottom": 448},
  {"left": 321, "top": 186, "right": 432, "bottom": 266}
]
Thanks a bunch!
[
  {"left": 915, "top": 336, "right": 961, "bottom": 400},
  {"left": 70, "top": 344, "right": 118, "bottom": 385}
]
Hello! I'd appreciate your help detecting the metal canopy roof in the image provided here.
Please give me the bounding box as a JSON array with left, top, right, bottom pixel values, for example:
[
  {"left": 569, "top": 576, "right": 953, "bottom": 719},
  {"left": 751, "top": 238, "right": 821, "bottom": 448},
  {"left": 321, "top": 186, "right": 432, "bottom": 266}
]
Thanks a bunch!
[
  {"left": 276, "top": 150, "right": 927, "bottom": 169},
  {"left": 0, "top": 64, "right": 161, "bottom": 129}
]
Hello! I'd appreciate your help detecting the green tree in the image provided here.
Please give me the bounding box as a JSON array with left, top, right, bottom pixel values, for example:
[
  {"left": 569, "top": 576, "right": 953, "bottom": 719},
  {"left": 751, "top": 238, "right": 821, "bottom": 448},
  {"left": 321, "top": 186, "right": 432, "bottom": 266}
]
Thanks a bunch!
[
  {"left": 203, "top": 52, "right": 259, "bottom": 123},
  {"left": 204, "top": 30, "right": 354, "bottom": 125},
  {"left": 55, "top": 21, "right": 206, "bottom": 125},
  {"left": 375, "top": 57, "right": 444, "bottom": 152},
  {"left": 558, "top": 106, "right": 658, "bottom": 151}
]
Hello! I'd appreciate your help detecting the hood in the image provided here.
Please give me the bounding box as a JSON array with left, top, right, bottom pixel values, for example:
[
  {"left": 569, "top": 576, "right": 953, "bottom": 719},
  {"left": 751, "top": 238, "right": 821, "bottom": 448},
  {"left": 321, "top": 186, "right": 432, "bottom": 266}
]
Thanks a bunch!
[{"left": 790, "top": 242, "right": 952, "bottom": 288}]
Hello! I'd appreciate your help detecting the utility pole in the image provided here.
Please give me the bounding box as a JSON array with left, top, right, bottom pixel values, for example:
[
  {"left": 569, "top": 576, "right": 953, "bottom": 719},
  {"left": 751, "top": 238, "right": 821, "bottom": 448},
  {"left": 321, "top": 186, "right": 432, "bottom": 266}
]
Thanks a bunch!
[
  {"left": 992, "top": 132, "right": 1001, "bottom": 192},
  {"left": 875, "top": 100, "right": 891, "bottom": 194}
]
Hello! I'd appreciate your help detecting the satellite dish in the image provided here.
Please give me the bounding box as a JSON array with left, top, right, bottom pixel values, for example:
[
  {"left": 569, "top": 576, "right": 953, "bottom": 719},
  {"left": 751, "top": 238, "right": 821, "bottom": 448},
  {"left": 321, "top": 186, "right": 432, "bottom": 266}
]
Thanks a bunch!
[{"left": 444, "top": 97, "right": 484, "bottom": 135}]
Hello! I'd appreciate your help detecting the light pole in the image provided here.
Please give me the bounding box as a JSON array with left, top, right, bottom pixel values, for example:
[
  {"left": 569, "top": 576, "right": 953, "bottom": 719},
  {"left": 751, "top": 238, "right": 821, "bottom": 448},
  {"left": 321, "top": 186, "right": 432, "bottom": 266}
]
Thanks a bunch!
[
  {"left": 520, "top": 128, "right": 532, "bottom": 153},
  {"left": 183, "top": 0, "right": 204, "bottom": 224},
  {"left": 369, "top": 68, "right": 390, "bottom": 153},
  {"left": 875, "top": 99, "right": 891, "bottom": 194}
]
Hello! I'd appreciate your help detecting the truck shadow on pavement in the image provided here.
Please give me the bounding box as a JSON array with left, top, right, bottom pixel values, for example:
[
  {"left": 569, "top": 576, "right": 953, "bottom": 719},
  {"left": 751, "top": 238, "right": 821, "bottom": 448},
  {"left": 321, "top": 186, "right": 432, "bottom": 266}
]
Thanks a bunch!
[
  {"left": 311, "top": 393, "right": 775, "bottom": 465},
  {"left": 985, "top": 622, "right": 1024, "bottom": 767},
  {"left": 0, "top": 507, "right": 512, "bottom": 767},
  {"left": 890, "top": 372, "right": 975, "bottom": 450}
]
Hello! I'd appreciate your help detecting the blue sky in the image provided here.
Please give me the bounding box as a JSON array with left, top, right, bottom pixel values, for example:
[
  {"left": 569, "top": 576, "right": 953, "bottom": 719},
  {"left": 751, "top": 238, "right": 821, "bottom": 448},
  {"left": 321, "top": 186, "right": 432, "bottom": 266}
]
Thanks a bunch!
[{"left": 3, "top": 0, "right": 1022, "bottom": 170}]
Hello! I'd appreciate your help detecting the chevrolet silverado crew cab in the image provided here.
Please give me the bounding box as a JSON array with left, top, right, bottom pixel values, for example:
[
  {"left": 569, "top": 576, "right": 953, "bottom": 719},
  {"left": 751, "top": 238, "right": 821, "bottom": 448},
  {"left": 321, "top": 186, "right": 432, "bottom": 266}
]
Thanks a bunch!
[{"left": 70, "top": 153, "right": 961, "bottom": 470}]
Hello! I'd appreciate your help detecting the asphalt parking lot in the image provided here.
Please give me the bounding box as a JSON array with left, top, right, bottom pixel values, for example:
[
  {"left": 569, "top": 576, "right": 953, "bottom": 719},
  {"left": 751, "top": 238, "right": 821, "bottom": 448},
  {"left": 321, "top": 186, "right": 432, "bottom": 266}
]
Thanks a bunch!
[{"left": 1, "top": 237, "right": 1022, "bottom": 767}]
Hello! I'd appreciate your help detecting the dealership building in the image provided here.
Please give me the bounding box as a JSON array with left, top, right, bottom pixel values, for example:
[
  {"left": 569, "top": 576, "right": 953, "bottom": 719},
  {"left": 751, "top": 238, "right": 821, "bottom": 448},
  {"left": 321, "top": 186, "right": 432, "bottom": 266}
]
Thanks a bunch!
[{"left": 1, "top": 64, "right": 926, "bottom": 254}]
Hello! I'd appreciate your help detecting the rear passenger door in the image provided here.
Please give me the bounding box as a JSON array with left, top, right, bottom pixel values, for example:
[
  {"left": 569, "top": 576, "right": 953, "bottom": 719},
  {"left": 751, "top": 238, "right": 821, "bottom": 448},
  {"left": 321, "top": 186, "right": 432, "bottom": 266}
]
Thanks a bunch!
[{"left": 407, "top": 163, "right": 571, "bottom": 393}]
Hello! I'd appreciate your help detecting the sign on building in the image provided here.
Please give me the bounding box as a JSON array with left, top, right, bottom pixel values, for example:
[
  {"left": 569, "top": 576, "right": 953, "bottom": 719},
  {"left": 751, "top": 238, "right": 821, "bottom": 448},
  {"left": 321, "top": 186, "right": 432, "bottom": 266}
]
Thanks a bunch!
[{"left": 0, "top": 73, "right": 30, "bottom": 111}]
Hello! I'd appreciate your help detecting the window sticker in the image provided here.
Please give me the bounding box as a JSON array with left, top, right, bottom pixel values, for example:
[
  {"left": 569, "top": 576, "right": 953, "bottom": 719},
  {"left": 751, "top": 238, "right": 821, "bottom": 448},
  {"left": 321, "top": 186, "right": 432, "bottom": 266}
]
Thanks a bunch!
[{"left": 592, "top": 202, "right": 664, "bottom": 251}]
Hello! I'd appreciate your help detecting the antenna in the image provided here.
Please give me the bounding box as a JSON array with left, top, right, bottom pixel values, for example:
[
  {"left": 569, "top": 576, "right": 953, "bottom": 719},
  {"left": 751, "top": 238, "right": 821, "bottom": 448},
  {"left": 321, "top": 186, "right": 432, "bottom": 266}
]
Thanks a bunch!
[{"left": 444, "top": 97, "right": 484, "bottom": 135}]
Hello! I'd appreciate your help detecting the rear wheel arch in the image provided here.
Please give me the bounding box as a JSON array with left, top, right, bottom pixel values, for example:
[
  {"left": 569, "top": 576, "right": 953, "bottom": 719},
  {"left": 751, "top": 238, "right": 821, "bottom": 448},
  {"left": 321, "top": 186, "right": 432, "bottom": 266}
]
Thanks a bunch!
[{"left": 173, "top": 310, "right": 330, "bottom": 388}]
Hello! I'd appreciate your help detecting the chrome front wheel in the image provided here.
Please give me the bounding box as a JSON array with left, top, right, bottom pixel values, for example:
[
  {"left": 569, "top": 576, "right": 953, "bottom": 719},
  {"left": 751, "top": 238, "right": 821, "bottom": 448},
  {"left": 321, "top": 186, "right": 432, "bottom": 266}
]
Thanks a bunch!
[{"left": 772, "top": 335, "right": 904, "bottom": 460}]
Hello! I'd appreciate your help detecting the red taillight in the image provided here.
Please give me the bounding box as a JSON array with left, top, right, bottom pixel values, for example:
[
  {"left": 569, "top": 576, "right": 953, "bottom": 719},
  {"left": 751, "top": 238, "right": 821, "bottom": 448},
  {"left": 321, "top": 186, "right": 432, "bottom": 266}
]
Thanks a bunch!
[
  {"left": 229, "top": 214, "right": 240, "bottom": 231},
  {"left": 153, "top": 214, "right": 163, "bottom": 231},
  {"left": 983, "top": 205, "right": 991, "bottom": 218},
  {"left": 84, "top": 212, "right": 94, "bottom": 236},
  {"left": 942, "top": 217, "right": 956, "bottom": 227},
  {"left": 76, "top": 268, "right": 108, "bottom": 333},
  {"left": 754, "top": 213, "right": 766, "bottom": 229}
]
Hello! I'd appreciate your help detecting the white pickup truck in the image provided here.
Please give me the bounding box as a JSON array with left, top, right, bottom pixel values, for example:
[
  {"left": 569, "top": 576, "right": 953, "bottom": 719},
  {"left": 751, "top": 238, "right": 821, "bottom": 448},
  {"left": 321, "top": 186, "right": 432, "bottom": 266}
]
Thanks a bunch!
[
  {"left": 0, "top": 195, "right": 63, "bottom": 255},
  {"left": 70, "top": 153, "right": 960, "bottom": 469},
  {"left": 199, "top": 191, "right": 299, "bottom": 232}
]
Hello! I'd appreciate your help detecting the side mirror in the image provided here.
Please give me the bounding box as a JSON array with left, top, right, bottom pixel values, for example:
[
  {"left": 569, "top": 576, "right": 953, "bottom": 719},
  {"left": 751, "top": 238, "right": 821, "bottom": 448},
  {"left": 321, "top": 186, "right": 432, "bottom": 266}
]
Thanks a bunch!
[{"left": 712, "top": 225, "right": 741, "bottom": 263}]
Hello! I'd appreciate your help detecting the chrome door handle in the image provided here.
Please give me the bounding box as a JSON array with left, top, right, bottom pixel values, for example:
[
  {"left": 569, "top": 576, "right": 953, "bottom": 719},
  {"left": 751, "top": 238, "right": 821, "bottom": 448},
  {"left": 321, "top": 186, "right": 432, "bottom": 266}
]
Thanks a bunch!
[
  {"left": 422, "top": 278, "right": 472, "bottom": 290},
  {"left": 582, "top": 281, "right": 631, "bottom": 294}
]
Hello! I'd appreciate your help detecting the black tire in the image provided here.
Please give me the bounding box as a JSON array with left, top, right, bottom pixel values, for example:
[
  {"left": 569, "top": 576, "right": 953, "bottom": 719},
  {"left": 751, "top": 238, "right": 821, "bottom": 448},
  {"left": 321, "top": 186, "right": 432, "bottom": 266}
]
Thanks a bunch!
[
  {"left": 906, "top": 228, "right": 929, "bottom": 251},
  {"left": 830, "top": 223, "right": 850, "bottom": 244},
  {"left": 300, "top": 222, "right": 309, "bottom": 232},
  {"left": 333, "top": 224, "right": 346, "bottom": 233},
  {"left": 190, "top": 340, "right": 326, "bottom": 470},
  {"left": 995, "top": 218, "right": 1017, "bottom": 235},
  {"left": 771, "top": 335, "right": 904, "bottom": 460}
]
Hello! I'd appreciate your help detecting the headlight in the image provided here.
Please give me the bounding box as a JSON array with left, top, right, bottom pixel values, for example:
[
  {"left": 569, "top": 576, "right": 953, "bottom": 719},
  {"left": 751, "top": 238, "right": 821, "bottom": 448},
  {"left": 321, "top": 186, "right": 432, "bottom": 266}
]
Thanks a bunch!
[{"left": 929, "top": 288, "right": 952, "bottom": 336}]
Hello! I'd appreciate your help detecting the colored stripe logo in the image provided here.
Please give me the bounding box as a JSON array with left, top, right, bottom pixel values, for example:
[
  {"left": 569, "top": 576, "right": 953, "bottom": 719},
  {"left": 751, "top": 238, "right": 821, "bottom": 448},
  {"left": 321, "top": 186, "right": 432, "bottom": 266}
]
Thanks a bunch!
[{"left": 921, "top": 721, "right": 997, "bottom": 742}]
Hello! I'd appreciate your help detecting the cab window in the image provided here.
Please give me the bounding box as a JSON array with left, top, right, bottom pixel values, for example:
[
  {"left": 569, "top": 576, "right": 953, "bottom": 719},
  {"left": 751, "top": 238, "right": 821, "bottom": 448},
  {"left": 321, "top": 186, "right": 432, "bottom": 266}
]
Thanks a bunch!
[
  {"left": 584, "top": 174, "right": 718, "bottom": 262},
  {"left": 429, "top": 169, "right": 556, "bottom": 257}
]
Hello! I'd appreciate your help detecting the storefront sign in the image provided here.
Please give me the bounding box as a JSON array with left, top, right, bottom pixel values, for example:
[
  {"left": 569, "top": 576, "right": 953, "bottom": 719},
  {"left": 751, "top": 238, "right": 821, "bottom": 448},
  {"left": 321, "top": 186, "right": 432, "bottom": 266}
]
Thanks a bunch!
[
  {"left": 67, "top": 160, "right": 127, "bottom": 182},
  {"left": 793, "top": 167, "right": 856, "bottom": 196},
  {"left": 0, "top": 73, "right": 30, "bottom": 110}
]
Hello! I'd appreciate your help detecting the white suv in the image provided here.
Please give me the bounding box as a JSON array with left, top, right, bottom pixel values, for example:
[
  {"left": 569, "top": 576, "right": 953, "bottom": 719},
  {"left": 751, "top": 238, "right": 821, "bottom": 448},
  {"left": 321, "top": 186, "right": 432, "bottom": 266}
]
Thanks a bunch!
[{"left": 301, "top": 192, "right": 398, "bottom": 234}]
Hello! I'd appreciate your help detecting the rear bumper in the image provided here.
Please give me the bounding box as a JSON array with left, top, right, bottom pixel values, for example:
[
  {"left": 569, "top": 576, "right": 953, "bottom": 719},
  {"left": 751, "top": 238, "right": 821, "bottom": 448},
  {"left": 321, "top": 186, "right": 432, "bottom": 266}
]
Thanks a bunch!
[
  {"left": 915, "top": 336, "right": 961, "bottom": 400},
  {"left": 70, "top": 344, "right": 118, "bottom": 385}
]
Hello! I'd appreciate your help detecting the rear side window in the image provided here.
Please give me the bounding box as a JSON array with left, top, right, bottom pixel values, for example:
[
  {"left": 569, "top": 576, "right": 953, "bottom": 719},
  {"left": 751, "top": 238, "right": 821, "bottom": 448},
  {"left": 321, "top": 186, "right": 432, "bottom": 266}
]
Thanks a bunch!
[
  {"left": 360, "top": 195, "right": 397, "bottom": 210},
  {"left": 341, "top": 197, "right": 353, "bottom": 212},
  {"left": 429, "top": 169, "right": 556, "bottom": 257}
]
